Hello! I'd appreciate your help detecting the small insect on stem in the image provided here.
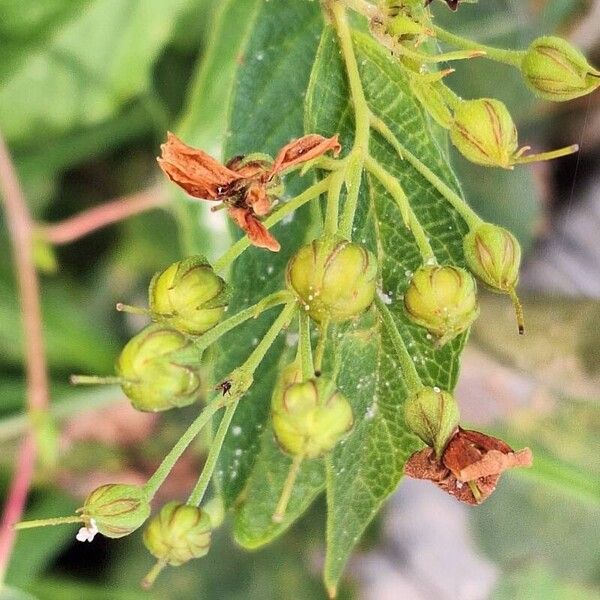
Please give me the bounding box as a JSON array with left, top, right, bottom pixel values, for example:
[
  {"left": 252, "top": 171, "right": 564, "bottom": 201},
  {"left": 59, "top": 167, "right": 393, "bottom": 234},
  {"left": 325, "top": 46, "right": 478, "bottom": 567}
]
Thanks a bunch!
[{"left": 216, "top": 380, "right": 232, "bottom": 396}]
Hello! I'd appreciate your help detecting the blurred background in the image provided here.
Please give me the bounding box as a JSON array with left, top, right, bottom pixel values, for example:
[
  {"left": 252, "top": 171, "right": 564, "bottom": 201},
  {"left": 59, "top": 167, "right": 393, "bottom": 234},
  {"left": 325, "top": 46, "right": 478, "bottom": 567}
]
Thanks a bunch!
[{"left": 0, "top": 0, "right": 599, "bottom": 598}]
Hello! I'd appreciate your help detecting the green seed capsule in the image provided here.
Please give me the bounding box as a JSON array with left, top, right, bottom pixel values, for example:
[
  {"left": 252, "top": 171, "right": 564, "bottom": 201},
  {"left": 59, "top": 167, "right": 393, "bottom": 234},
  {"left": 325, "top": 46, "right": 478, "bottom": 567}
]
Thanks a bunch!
[
  {"left": 149, "top": 256, "right": 228, "bottom": 336},
  {"left": 116, "top": 324, "right": 203, "bottom": 412},
  {"left": 404, "top": 265, "right": 479, "bottom": 346},
  {"left": 81, "top": 484, "right": 150, "bottom": 539},
  {"left": 450, "top": 99, "right": 518, "bottom": 169},
  {"left": 405, "top": 387, "right": 460, "bottom": 458},
  {"left": 271, "top": 378, "right": 353, "bottom": 459},
  {"left": 521, "top": 36, "right": 600, "bottom": 102},
  {"left": 286, "top": 237, "right": 377, "bottom": 324},
  {"left": 143, "top": 502, "right": 211, "bottom": 566},
  {"left": 463, "top": 223, "right": 524, "bottom": 334}
]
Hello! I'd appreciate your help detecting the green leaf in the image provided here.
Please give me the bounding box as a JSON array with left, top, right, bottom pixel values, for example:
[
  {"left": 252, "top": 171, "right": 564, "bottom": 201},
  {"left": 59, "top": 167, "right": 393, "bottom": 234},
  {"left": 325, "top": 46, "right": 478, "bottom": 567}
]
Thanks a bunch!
[
  {"left": 305, "top": 28, "right": 470, "bottom": 591},
  {"left": 0, "top": 0, "right": 190, "bottom": 144},
  {"left": 171, "top": 0, "right": 266, "bottom": 258},
  {"left": 210, "top": 0, "right": 326, "bottom": 543}
]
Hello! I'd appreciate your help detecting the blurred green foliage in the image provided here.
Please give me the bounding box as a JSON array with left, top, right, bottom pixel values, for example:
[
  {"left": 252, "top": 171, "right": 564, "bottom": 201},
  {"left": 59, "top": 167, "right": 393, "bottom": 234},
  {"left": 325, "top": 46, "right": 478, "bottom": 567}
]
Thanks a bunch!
[{"left": 0, "top": 0, "right": 598, "bottom": 598}]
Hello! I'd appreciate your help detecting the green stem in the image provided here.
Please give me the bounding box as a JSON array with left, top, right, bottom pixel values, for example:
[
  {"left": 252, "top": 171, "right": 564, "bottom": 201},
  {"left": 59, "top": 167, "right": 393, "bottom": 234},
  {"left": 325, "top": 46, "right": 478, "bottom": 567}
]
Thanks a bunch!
[
  {"left": 341, "top": 0, "right": 380, "bottom": 20},
  {"left": 332, "top": 2, "right": 370, "bottom": 152},
  {"left": 14, "top": 515, "right": 83, "bottom": 530},
  {"left": 364, "top": 155, "right": 436, "bottom": 262},
  {"left": 143, "top": 399, "right": 227, "bottom": 498},
  {"left": 70, "top": 375, "right": 123, "bottom": 385},
  {"left": 375, "top": 297, "right": 423, "bottom": 395},
  {"left": 115, "top": 303, "right": 149, "bottom": 316},
  {"left": 188, "top": 302, "right": 297, "bottom": 505},
  {"left": 314, "top": 319, "right": 329, "bottom": 377},
  {"left": 195, "top": 290, "right": 294, "bottom": 352},
  {"left": 141, "top": 560, "right": 167, "bottom": 590},
  {"left": 298, "top": 312, "right": 314, "bottom": 379},
  {"left": 187, "top": 401, "right": 237, "bottom": 506},
  {"left": 433, "top": 26, "right": 525, "bottom": 68},
  {"left": 325, "top": 168, "right": 344, "bottom": 236},
  {"left": 369, "top": 126, "right": 482, "bottom": 229},
  {"left": 272, "top": 453, "right": 304, "bottom": 523},
  {"left": 213, "top": 177, "right": 331, "bottom": 273},
  {"left": 339, "top": 152, "right": 364, "bottom": 239}
]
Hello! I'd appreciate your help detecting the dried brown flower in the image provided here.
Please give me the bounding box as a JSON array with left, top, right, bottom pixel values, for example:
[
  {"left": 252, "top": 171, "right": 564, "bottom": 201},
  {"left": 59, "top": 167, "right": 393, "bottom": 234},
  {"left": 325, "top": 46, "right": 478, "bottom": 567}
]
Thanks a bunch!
[
  {"left": 158, "top": 132, "right": 340, "bottom": 252},
  {"left": 405, "top": 428, "right": 532, "bottom": 504}
]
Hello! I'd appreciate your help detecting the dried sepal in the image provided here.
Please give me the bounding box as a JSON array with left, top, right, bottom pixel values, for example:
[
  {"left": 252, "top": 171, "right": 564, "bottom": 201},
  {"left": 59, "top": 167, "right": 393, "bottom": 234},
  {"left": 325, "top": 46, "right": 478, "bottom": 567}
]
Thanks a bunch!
[
  {"left": 405, "top": 428, "right": 532, "bottom": 504},
  {"left": 158, "top": 132, "right": 340, "bottom": 252}
]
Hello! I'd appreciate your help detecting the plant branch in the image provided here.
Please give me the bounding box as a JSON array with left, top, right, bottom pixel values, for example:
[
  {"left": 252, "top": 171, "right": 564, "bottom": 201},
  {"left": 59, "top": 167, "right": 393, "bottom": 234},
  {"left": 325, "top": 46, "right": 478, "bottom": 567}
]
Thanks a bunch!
[
  {"left": 433, "top": 26, "right": 524, "bottom": 67},
  {"left": 0, "top": 132, "right": 51, "bottom": 583},
  {"left": 41, "top": 185, "right": 167, "bottom": 245}
]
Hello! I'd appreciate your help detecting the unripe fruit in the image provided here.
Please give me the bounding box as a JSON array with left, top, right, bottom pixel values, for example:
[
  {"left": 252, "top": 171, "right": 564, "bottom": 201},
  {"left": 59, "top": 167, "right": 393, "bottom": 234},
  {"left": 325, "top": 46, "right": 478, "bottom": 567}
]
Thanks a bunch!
[
  {"left": 450, "top": 99, "right": 517, "bottom": 169},
  {"left": 404, "top": 265, "right": 479, "bottom": 346},
  {"left": 271, "top": 379, "right": 353, "bottom": 459},
  {"left": 81, "top": 484, "right": 150, "bottom": 538},
  {"left": 521, "top": 36, "right": 600, "bottom": 102},
  {"left": 116, "top": 324, "right": 203, "bottom": 412},
  {"left": 149, "top": 256, "right": 228, "bottom": 336},
  {"left": 405, "top": 387, "right": 460, "bottom": 458},
  {"left": 463, "top": 223, "right": 524, "bottom": 333},
  {"left": 463, "top": 223, "right": 520, "bottom": 293},
  {"left": 286, "top": 237, "right": 377, "bottom": 324},
  {"left": 143, "top": 502, "right": 211, "bottom": 566}
]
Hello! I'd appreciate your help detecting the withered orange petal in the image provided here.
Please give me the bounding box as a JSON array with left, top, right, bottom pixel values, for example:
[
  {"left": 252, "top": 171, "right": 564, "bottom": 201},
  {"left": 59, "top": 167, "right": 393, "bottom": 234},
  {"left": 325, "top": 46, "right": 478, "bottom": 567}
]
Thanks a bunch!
[
  {"left": 457, "top": 448, "right": 532, "bottom": 482},
  {"left": 270, "top": 134, "right": 341, "bottom": 178},
  {"left": 158, "top": 132, "right": 240, "bottom": 199},
  {"left": 228, "top": 207, "right": 281, "bottom": 252},
  {"left": 246, "top": 184, "right": 271, "bottom": 217}
]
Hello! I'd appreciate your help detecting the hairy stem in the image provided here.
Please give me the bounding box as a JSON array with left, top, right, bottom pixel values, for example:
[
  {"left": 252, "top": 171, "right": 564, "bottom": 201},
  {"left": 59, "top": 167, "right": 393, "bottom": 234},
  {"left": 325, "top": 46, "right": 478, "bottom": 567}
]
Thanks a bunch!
[
  {"left": 298, "top": 312, "right": 314, "bottom": 379},
  {"left": 375, "top": 297, "right": 423, "bottom": 395},
  {"left": 325, "top": 169, "right": 344, "bottom": 236}
]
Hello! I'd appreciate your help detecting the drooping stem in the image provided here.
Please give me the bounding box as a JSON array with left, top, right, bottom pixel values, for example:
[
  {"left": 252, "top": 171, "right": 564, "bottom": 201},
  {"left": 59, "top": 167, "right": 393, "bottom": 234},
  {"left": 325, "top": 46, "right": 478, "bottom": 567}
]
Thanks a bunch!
[
  {"left": 516, "top": 144, "right": 579, "bottom": 165},
  {"left": 364, "top": 155, "right": 436, "bottom": 263},
  {"left": 195, "top": 290, "right": 294, "bottom": 352},
  {"left": 370, "top": 128, "right": 482, "bottom": 229},
  {"left": 433, "top": 26, "right": 525, "bottom": 68},
  {"left": 272, "top": 453, "right": 304, "bottom": 523},
  {"left": 375, "top": 297, "right": 423, "bottom": 395},
  {"left": 188, "top": 302, "right": 298, "bottom": 505},
  {"left": 509, "top": 288, "right": 525, "bottom": 335},
  {"left": 143, "top": 399, "right": 228, "bottom": 498}
]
